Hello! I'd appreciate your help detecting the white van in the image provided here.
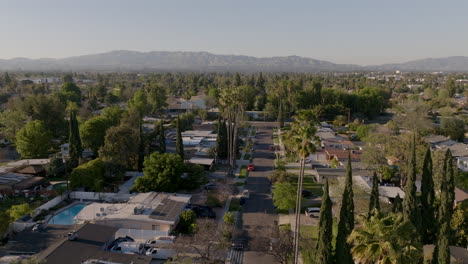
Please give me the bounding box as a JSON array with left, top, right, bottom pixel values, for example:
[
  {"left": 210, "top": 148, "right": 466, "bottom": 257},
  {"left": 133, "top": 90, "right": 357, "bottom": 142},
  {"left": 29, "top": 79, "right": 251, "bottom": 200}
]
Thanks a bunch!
[
  {"left": 145, "top": 247, "right": 176, "bottom": 260},
  {"left": 145, "top": 236, "right": 176, "bottom": 246},
  {"left": 110, "top": 242, "right": 145, "bottom": 254}
]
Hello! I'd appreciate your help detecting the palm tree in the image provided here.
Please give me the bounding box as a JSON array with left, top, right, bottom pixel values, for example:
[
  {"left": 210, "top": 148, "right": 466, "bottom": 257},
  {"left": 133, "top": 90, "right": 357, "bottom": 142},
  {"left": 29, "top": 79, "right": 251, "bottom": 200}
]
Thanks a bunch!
[
  {"left": 289, "top": 110, "right": 319, "bottom": 264},
  {"left": 347, "top": 213, "right": 423, "bottom": 264}
]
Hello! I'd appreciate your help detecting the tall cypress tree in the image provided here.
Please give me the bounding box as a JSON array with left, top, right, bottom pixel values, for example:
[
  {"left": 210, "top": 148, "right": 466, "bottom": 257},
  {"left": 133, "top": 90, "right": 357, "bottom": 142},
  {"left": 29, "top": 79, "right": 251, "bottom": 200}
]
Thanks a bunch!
[
  {"left": 316, "top": 179, "right": 333, "bottom": 264},
  {"left": 216, "top": 119, "right": 228, "bottom": 159},
  {"left": 176, "top": 116, "right": 184, "bottom": 160},
  {"left": 335, "top": 151, "right": 354, "bottom": 264},
  {"left": 368, "top": 171, "right": 380, "bottom": 219},
  {"left": 158, "top": 121, "right": 166, "bottom": 154},
  {"left": 421, "top": 147, "right": 435, "bottom": 244},
  {"left": 402, "top": 135, "right": 421, "bottom": 235},
  {"left": 68, "top": 110, "right": 82, "bottom": 168},
  {"left": 432, "top": 150, "right": 455, "bottom": 264},
  {"left": 278, "top": 100, "right": 284, "bottom": 128},
  {"left": 392, "top": 193, "right": 403, "bottom": 213}
]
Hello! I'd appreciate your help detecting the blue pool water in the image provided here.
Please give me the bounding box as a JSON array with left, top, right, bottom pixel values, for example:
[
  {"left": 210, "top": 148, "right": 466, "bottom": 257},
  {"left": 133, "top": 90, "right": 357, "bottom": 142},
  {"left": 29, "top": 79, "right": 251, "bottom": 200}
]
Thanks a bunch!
[{"left": 48, "top": 203, "right": 88, "bottom": 225}]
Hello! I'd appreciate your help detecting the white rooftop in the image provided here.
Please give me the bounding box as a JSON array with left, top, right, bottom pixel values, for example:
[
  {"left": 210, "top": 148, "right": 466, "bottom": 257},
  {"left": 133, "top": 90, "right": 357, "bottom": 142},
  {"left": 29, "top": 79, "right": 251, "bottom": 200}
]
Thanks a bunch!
[
  {"left": 379, "top": 186, "right": 405, "bottom": 198},
  {"left": 75, "top": 192, "right": 191, "bottom": 225}
]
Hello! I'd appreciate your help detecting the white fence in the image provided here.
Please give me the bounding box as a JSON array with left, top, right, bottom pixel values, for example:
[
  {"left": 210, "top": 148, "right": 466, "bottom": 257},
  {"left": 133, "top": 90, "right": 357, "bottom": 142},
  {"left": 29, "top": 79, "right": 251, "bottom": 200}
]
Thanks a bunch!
[
  {"left": 115, "top": 228, "right": 168, "bottom": 242},
  {"left": 32, "top": 195, "right": 65, "bottom": 217},
  {"left": 70, "top": 191, "right": 130, "bottom": 202}
]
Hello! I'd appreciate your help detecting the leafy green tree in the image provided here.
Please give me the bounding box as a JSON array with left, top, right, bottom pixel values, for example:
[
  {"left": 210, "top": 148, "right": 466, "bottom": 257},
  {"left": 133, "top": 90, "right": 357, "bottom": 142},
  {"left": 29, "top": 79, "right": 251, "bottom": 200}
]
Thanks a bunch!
[
  {"left": 9, "top": 257, "right": 45, "bottom": 264},
  {"left": 177, "top": 210, "right": 197, "bottom": 235},
  {"left": 60, "top": 82, "right": 81, "bottom": 104},
  {"left": 421, "top": 147, "right": 436, "bottom": 244},
  {"left": 368, "top": 171, "right": 380, "bottom": 219},
  {"left": 272, "top": 182, "right": 297, "bottom": 211},
  {"left": 15, "top": 120, "right": 51, "bottom": 158},
  {"left": 70, "top": 158, "right": 106, "bottom": 191},
  {"left": 440, "top": 117, "right": 465, "bottom": 142},
  {"left": 451, "top": 201, "right": 467, "bottom": 247},
  {"left": 133, "top": 153, "right": 185, "bottom": 192},
  {"left": 80, "top": 116, "right": 111, "bottom": 155},
  {"left": 7, "top": 203, "right": 32, "bottom": 221},
  {"left": 432, "top": 150, "right": 455, "bottom": 264},
  {"left": 402, "top": 135, "right": 421, "bottom": 237},
  {"left": 127, "top": 90, "right": 150, "bottom": 116},
  {"left": 176, "top": 116, "right": 184, "bottom": 160},
  {"left": 316, "top": 179, "right": 333, "bottom": 264},
  {"left": 277, "top": 100, "right": 284, "bottom": 128},
  {"left": 99, "top": 125, "right": 139, "bottom": 170},
  {"left": 101, "top": 105, "right": 124, "bottom": 126},
  {"left": 392, "top": 194, "right": 403, "bottom": 213},
  {"left": 0, "top": 110, "right": 27, "bottom": 142},
  {"left": 68, "top": 110, "right": 83, "bottom": 168},
  {"left": 47, "top": 156, "right": 66, "bottom": 178},
  {"left": 147, "top": 84, "right": 168, "bottom": 115},
  {"left": 348, "top": 213, "right": 423, "bottom": 264},
  {"left": 445, "top": 78, "right": 456, "bottom": 98},
  {"left": 335, "top": 152, "right": 355, "bottom": 264},
  {"left": 223, "top": 212, "right": 235, "bottom": 225},
  {"left": 158, "top": 121, "right": 166, "bottom": 154}
]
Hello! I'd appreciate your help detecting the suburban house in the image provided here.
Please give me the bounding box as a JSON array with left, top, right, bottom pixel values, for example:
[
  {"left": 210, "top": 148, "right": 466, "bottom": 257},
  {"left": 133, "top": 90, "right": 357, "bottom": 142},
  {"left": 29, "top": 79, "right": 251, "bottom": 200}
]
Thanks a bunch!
[
  {"left": 456, "top": 156, "right": 468, "bottom": 172},
  {"left": 75, "top": 192, "right": 191, "bottom": 235},
  {"left": 37, "top": 223, "right": 151, "bottom": 264},
  {"left": 166, "top": 95, "right": 207, "bottom": 114},
  {"left": 0, "top": 172, "right": 46, "bottom": 195}
]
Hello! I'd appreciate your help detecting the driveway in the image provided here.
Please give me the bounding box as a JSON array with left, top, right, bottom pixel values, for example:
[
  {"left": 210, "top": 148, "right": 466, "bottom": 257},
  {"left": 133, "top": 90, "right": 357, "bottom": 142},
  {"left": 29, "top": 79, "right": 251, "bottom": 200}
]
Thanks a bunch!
[{"left": 240, "top": 122, "right": 279, "bottom": 264}]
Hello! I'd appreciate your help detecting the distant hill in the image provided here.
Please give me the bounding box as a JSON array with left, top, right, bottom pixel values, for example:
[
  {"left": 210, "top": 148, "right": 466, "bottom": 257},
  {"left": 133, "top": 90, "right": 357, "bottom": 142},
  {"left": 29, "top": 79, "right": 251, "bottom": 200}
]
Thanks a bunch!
[
  {"left": 0, "top": 50, "right": 467, "bottom": 72},
  {"left": 367, "top": 56, "right": 468, "bottom": 72}
]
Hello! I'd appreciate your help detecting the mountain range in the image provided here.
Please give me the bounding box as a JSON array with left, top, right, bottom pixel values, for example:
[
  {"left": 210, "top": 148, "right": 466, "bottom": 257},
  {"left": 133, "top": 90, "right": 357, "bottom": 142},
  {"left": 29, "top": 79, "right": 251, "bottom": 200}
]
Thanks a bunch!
[{"left": 1, "top": 50, "right": 468, "bottom": 72}]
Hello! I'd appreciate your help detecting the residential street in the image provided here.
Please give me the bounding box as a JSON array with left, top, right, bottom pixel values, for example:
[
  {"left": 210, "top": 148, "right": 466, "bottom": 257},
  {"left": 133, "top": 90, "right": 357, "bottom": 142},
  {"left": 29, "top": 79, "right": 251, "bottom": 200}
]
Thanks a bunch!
[{"left": 241, "top": 122, "right": 279, "bottom": 264}]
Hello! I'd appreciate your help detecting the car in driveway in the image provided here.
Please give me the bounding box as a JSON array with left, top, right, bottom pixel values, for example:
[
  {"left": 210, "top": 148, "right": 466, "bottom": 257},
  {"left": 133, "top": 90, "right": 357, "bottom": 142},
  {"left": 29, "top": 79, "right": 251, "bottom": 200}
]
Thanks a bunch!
[
  {"left": 304, "top": 207, "right": 320, "bottom": 217},
  {"left": 242, "top": 189, "right": 250, "bottom": 199},
  {"left": 187, "top": 204, "right": 216, "bottom": 218},
  {"left": 203, "top": 182, "right": 216, "bottom": 190},
  {"left": 145, "top": 247, "right": 175, "bottom": 260},
  {"left": 247, "top": 163, "right": 255, "bottom": 171}
]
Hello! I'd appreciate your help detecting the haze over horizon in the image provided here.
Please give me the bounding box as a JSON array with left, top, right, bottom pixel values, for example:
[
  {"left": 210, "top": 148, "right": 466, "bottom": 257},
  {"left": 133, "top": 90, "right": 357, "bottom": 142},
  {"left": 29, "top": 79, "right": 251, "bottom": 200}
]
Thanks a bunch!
[{"left": 2, "top": 0, "right": 468, "bottom": 65}]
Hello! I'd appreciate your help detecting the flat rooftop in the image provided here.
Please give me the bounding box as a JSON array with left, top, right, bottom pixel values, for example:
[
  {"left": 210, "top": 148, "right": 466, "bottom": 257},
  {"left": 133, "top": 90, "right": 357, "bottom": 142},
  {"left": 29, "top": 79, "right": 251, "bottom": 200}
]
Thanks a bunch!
[
  {"left": 75, "top": 192, "right": 191, "bottom": 225},
  {"left": 38, "top": 223, "right": 151, "bottom": 264}
]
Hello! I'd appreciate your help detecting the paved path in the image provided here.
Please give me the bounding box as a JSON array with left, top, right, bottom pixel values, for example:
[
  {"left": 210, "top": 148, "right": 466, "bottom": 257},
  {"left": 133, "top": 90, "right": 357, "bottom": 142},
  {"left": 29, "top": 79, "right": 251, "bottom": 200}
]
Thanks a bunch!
[{"left": 241, "top": 123, "right": 279, "bottom": 264}]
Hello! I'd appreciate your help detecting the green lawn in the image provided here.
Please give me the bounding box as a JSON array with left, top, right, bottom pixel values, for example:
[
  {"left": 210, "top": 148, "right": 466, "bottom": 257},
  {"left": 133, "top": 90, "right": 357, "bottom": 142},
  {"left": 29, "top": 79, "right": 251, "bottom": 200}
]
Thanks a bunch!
[
  {"left": 239, "top": 166, "right": 248, "bottom": 178},
  {"left": 300, "top": 223, "right": 338, "bottom": 264},
  {"left": 291, "top": 175, "right": 324, "bottom": 198}
]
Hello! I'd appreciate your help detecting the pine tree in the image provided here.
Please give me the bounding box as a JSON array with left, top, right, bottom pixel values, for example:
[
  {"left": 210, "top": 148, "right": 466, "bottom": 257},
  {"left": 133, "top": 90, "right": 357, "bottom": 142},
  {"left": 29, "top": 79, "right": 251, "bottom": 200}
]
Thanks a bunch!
[
  {"left": 421, "top": 147, "right": 435, "bottom": 244},
  {"left": 158, "top": 121, "right": 166, "bottom": 154},
  {"left": 176, "top": 116, "right": 184, "bottom": 160},
  {"left": 432, "top": 150, "right": 455, "bottom": 264},
  {"left": 137, "top": 117, "right": 144, "bottom": 171},
  {"left": 402, "top": 135, "right": 421, "bottom": 235},
  {"left": 335, "top": 151, "right": 354, "bottom": 264},
  {"left": 216, "top": 119, "right": 228, "bottom": 159},
  {"left": 392, "top": 193, "right": 403, "bottom": 213},
  {"left": 68, "top": 110, "right": 82, "bottom": 168},
  {"left": 368, "top": 171, "right": 380, "bottom": 219},
  {"left": 316, "top": 179, "right": 333, "bottom": 264}
]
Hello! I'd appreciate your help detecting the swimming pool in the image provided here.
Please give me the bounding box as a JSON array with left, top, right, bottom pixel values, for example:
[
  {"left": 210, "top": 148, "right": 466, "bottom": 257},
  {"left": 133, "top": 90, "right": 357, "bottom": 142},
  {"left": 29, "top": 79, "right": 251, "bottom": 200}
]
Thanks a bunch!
[{"left": 48, "top": 203, "right": 88, "bottom": 225}]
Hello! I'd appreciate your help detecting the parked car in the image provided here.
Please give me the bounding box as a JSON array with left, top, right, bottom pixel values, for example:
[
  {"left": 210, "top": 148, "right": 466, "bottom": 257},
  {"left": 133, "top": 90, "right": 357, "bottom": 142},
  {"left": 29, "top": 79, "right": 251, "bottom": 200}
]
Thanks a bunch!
[
  {"left": 110, "top": 242, "right": 145, "bottom": 254},
  {"left": 190, "top": 205, "right": 216, "bottom": 218},
  {"left": 268, "top": 145, "right": 275, "bottom": 151},
  {"left": 145, "top": 236, "right": 175, "bottom": 247},
  {"left": 242, "top": 189, "right": 250, "bottom": 199},
  {"left": 145, "top": 247, "right": 176, "bottom": 260},
  {"left": 203, "top": 182, "right": 216, "bottom": 190},
  {"left": 247, "top": 164, "right": 255, "bottom": 171},
  {"left": 304, "top": 207, "right": 320, "bottom": 218},
  {"left": 239, "top": 197, "right": 246, "bottom": 205},
  {"left": 301, "top": 189, "right": 312, "bottom": 197}
]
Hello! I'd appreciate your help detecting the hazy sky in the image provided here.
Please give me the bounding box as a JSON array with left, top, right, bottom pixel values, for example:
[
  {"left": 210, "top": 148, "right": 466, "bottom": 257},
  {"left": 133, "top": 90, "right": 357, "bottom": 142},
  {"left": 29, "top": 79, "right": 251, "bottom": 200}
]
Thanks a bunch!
[{"left": 1, "top": 0, "right": 467, "bottom": 65}]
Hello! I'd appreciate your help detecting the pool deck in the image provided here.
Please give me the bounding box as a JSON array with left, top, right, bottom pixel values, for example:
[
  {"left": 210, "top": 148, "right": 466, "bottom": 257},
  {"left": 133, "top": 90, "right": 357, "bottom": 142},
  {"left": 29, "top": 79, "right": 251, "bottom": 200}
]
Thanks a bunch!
[{"left": 46, "top": 201, "right": 90, "bottom": 226}]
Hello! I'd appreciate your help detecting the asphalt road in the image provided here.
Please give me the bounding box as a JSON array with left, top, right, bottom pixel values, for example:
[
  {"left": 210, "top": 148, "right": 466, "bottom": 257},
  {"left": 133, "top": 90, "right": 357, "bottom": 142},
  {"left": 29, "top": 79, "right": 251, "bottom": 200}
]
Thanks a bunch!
[{"left": 241, "top": 122, "right": 279, "bottom": 264}]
